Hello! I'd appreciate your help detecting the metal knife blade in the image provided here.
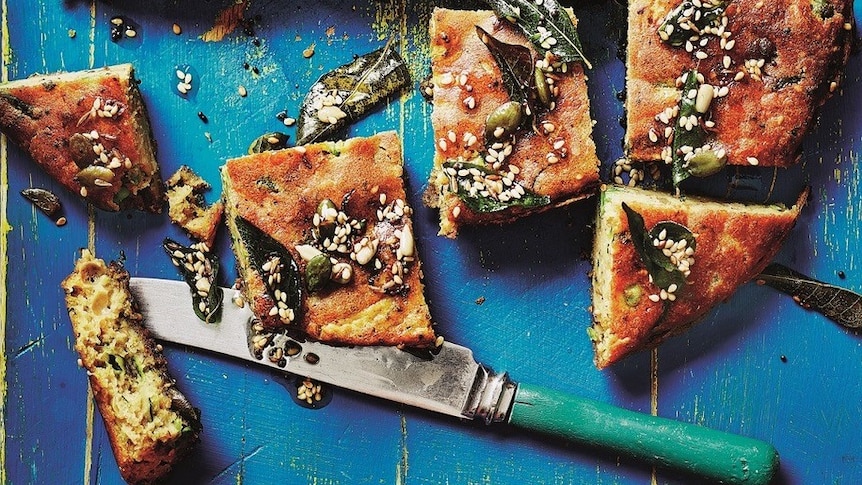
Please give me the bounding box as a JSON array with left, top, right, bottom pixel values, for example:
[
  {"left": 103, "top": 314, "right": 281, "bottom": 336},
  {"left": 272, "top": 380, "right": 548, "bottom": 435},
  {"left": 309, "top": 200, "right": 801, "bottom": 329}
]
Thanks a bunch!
[
  {"left": 130, "top": 277, "right": 781, "bottom": 485},
  {"left": 129, "top": 277, "right": 511, "bottom": 421}
]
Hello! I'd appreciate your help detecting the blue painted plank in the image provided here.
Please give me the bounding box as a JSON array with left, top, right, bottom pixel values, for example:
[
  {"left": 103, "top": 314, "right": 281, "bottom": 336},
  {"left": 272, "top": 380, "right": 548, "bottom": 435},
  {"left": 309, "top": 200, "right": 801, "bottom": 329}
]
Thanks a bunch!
[{"left": 3, "top": 1, "right": 862, "bottom": 484}]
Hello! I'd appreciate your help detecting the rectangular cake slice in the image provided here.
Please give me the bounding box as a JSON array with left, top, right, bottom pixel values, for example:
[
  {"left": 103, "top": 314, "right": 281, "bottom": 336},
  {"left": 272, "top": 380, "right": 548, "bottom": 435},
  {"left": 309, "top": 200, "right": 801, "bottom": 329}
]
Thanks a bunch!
[
  {"left": 62, "top": 250, "right": 201, "bottom": 484},
  {"left": 222, "top": 131, "right": 437, "bottom": 348},
  {"left": 425, "top": 8, "right": 600, "bottom": 238}
]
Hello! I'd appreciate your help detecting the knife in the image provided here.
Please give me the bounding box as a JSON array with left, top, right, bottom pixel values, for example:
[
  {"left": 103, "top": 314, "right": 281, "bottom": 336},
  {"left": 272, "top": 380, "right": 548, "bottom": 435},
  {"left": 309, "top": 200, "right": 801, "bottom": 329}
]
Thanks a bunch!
[{"left": 130, "top": 277, "right": 778, "bottom": 484}]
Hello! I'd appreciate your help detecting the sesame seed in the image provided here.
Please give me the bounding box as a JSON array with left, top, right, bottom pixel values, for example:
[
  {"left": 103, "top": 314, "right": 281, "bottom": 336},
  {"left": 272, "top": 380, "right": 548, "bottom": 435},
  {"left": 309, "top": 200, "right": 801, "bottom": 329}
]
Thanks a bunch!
[
  {"left": 747, "top": 156, "right": 759, "bottom": 166},
  {"left": 172, "top": 23, "right": 182, "bottom": 35},
  {"left": 695, "top": 51, "right": 708, "bottom": 60},
  {"left": 56, "top": 217, "right": 67, "bottom": 227},
  {"left": 452, "top": 206, "right": 461, "bottom": 219},
  {"left": 238, "top": 85, "right": 248, "bottom": 97},
  {"left": 447, "top": 130, "right": 457, "bottom": 143}
]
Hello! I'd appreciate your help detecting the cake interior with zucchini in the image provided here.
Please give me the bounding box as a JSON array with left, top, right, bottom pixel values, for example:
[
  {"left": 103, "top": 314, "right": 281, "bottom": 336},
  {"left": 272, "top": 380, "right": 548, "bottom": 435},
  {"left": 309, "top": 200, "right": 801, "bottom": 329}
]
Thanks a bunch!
[
  {"left": 222, "top": 131, "right": 437, "bottom": 348},
  {"left": 0, "top": 63, "right": 164, "bottom": 212},
  {"left": 424, "top": 8, "right": 600, "bottom": 238},
  {"left": 626, "top": 0, "right": 853, "bottom": 171},
  {"left": 62, "top": 250, "right": 201, "bottom": 484},
  {"left": 590, "top": 185, "right": 807, "bottom": 369}
]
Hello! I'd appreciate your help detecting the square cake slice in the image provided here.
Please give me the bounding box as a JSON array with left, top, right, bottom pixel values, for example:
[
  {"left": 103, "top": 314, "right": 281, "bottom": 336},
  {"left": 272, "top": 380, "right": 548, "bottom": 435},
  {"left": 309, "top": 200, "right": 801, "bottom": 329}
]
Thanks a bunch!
[
  {"left": 625, "top": 0, "right": 852, "bottom": 168},
  {"left": 222, "top": 131, "right": 437, "bottom": 348},
  {"left": 425, "top": 8, "right": 600, "bottom": 238},
  {"left": 590, "top": 185, "right": 806, "bottom": 368},
  {"left": 0, "top": 64, "right": 164, "bottom": 212}
]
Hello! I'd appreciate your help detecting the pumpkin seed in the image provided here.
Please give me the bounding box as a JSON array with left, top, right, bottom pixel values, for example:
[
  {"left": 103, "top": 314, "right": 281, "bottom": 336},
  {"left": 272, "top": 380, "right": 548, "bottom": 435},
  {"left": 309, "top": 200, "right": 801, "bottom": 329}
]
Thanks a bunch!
[
  {"left": 305, "top": 254, "right": 332, "bottom": 292},
  {"left": 68, "top": 133, "right": 94, "bottom": 168},
  {"left": 76, "top": 165, "right": 115, "bottom": 187},
  {"left": 687, "top": 149, "right": 727, "bottom": 177},
  {"left": 21, "top": 188, "right": 62, "bottom": 217},
  {"left": 534, "top": 68, "right": 553, "bottom": 107},
  {"left": 484, "top": 101, "right": 523, "bottom": 141}
]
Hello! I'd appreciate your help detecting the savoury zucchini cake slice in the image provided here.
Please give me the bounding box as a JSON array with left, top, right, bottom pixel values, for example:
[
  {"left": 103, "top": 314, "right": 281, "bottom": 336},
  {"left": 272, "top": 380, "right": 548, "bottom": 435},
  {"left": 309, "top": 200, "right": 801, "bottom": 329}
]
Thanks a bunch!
[
  {"left": 222, "top": 131, "right": 437, "bottom": 348},
  {"left": 425, "top": 8, "right": 600, "bottom": 238},
  {"left": 590, "top": 185, "right": 806, "bottom": 369},
  {"left": 626, "top": 0, "right": 853, "bottom": 168},
  {"left": 0, "top": 63, "right": 164, "bottom": 212},
  {"left": 62, "top": 250, "right": 201, "bottom": 485}
]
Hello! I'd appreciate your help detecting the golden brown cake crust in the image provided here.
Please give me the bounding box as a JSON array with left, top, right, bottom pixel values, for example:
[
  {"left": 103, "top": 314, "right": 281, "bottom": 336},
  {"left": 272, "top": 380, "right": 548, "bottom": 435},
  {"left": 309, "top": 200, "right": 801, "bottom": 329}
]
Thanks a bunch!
[
  {"left": 427, "top": 8, "right": 600, "bottom": 237},
  {"left": 62, "top": 250, "right": 201, "bottom": 485},
  {"left": 591, "top": 186, "right": 807, "bottom": 368},
  {"left": 626, "top": 0, "right": 853, "bottom": 167},
  {"left": 222, "top": 132, "right": 436, "bottom": 348},
  {"left": 0, "top": 64, "right": 163, "bottom": 212}
]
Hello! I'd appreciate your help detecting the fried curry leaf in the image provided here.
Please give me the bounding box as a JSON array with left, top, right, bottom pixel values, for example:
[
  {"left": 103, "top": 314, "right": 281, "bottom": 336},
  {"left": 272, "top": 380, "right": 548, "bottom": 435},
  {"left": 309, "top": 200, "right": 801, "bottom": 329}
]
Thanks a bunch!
[
  {"left": 163, "top": 238, "right": 224, "bottom": 323},
  {"left": 757, "top": 263, "right": 862, "bottom": 329},
  {"left": 622, "top": 203, "right": 692, "bottom": 292},
  {"left": 235, "top": 216, "right": 303, "bottom": 324},
  {"left": 476, "top": 26, "right": 536, "bottom": 110},
  {"left": 296, "top": 37, "right": 411, "bottom": 146},
  {"left": 672, "top": 70, "right": 707, "bottom": 188},
  {"left": 443, "top": 160, "right": 550, "bottom": 213},
  {"left": 657, "top": 0, "right": 726, "bottom": 47},
  {"left": 483, "top": 0, "right": 592, "bottom": 69}
]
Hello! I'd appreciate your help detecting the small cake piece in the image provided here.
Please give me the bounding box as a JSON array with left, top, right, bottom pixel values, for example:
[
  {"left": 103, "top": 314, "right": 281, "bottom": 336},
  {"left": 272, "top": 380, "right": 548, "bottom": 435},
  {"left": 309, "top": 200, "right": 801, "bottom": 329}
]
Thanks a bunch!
[
  {"left": 590, "top": 185, "right": 806, "bottom": 369},
  {"left": 166, "top": 165, "right": 224, "bottom": 247},
  {"left": 62, "top": 250, "right": 202, "bottom": 484},
  {"left": 0, "top": 64, "right": 164, "bottom": 212},
  {"left": 626, "top": 0, "right": 853, "bottom": 168},
  {"left": 425, "top": 8, "right": 600, "bottom": 238},
  {"left": 222, "top": 131, "right": 437, "bottom": 348}
]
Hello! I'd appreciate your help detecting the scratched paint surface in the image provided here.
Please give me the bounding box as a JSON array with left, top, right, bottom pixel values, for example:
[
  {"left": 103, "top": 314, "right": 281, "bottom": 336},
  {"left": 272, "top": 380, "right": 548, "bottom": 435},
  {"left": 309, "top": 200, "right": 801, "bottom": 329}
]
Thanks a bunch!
[{"left": 2, "top": 0, "right": 861, "bottom": 484}]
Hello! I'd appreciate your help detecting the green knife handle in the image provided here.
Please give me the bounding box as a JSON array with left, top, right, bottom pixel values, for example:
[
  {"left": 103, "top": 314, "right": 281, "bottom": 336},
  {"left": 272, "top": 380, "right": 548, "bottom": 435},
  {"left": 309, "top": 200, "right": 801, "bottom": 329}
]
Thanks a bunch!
[{"left": 508, "top": 383, "right": 779, "bottom": 484}]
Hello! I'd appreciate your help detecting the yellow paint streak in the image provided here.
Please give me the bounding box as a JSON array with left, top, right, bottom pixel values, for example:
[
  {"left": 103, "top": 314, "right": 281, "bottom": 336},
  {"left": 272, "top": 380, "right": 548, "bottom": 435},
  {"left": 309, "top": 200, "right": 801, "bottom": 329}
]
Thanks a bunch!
[
  {"left": 396, "top": 413, "right": 408, "bottom": 485},
  {"left": 0, "top": 1, "right": 9, "bottom": 482}
]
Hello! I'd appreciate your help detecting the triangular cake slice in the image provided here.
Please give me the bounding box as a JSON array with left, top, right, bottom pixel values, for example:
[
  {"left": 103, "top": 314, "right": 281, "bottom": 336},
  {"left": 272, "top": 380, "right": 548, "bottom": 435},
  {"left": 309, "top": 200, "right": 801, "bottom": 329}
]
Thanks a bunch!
[
  {"left": 222, "top": 131, "right": 437, "bottom": 348},
  {"left": 590, "top": 185, "right": 806, "bottom": 368},
  {"left": 625, "top": 0, "right": 852, "bottom": 168},
  {"left": 0, "top": 64, "right": 163, "bottom": 212},
  {"left": 424, "top": 8, "right": 600, "bottom": 238}
]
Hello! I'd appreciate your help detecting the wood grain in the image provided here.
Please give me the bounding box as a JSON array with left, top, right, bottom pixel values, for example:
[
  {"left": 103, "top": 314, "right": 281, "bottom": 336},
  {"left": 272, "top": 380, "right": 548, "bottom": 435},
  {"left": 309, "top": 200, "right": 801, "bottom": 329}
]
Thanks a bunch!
[{"left": 2, "top": 1, "right": 861, "bottom": 484}]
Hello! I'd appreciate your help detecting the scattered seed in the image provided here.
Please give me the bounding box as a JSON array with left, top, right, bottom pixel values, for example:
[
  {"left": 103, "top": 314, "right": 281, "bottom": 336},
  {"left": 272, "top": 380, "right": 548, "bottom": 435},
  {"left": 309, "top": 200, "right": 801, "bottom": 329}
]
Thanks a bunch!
[
  {"left": 238, "top": 85, "right": 247, "bottom": 97},
  {"left": 172, "top": 23, "right": 182, "bottom": 35}
]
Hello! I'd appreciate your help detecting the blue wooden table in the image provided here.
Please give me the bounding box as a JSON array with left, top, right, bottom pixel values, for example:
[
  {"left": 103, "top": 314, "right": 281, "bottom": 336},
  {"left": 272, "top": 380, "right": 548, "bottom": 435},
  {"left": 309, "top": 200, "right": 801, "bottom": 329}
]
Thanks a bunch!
[{"left": 3, "top": 1, "right": 861, "bottom": 483}]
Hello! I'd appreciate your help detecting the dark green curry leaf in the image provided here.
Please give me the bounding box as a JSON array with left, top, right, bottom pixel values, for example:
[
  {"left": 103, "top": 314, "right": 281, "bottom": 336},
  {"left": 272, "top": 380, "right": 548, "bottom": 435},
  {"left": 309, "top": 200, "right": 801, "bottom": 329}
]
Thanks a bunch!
[
  {"left": 163, "top": 238, "right": 224, "bottom": 324},
  {"left": 657, "top": 0, "right": 726, "bottom": 47},
  {"left": 621, "top": 203, "right": 692, "bottom": 292},
  {"left": 757, "top": 263, "right": 862, "bottom": 329},
  {"left": 296, "top": 37, "right": 411, "bottom": 145},
  {"left": 443, "top": 160, "right": 550, "bottom": 213},
  {"left": 476, "top": 26, "right": 535, "bottom": 111},
  {"left": 235, "top": 216, "right": 303, "bottom": 325},
  {"left": 672, "top": 69, "right": 707, "bottom": 188},
  {"left": 483, "top": 0, "right": 592, "bottom": 69}
]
